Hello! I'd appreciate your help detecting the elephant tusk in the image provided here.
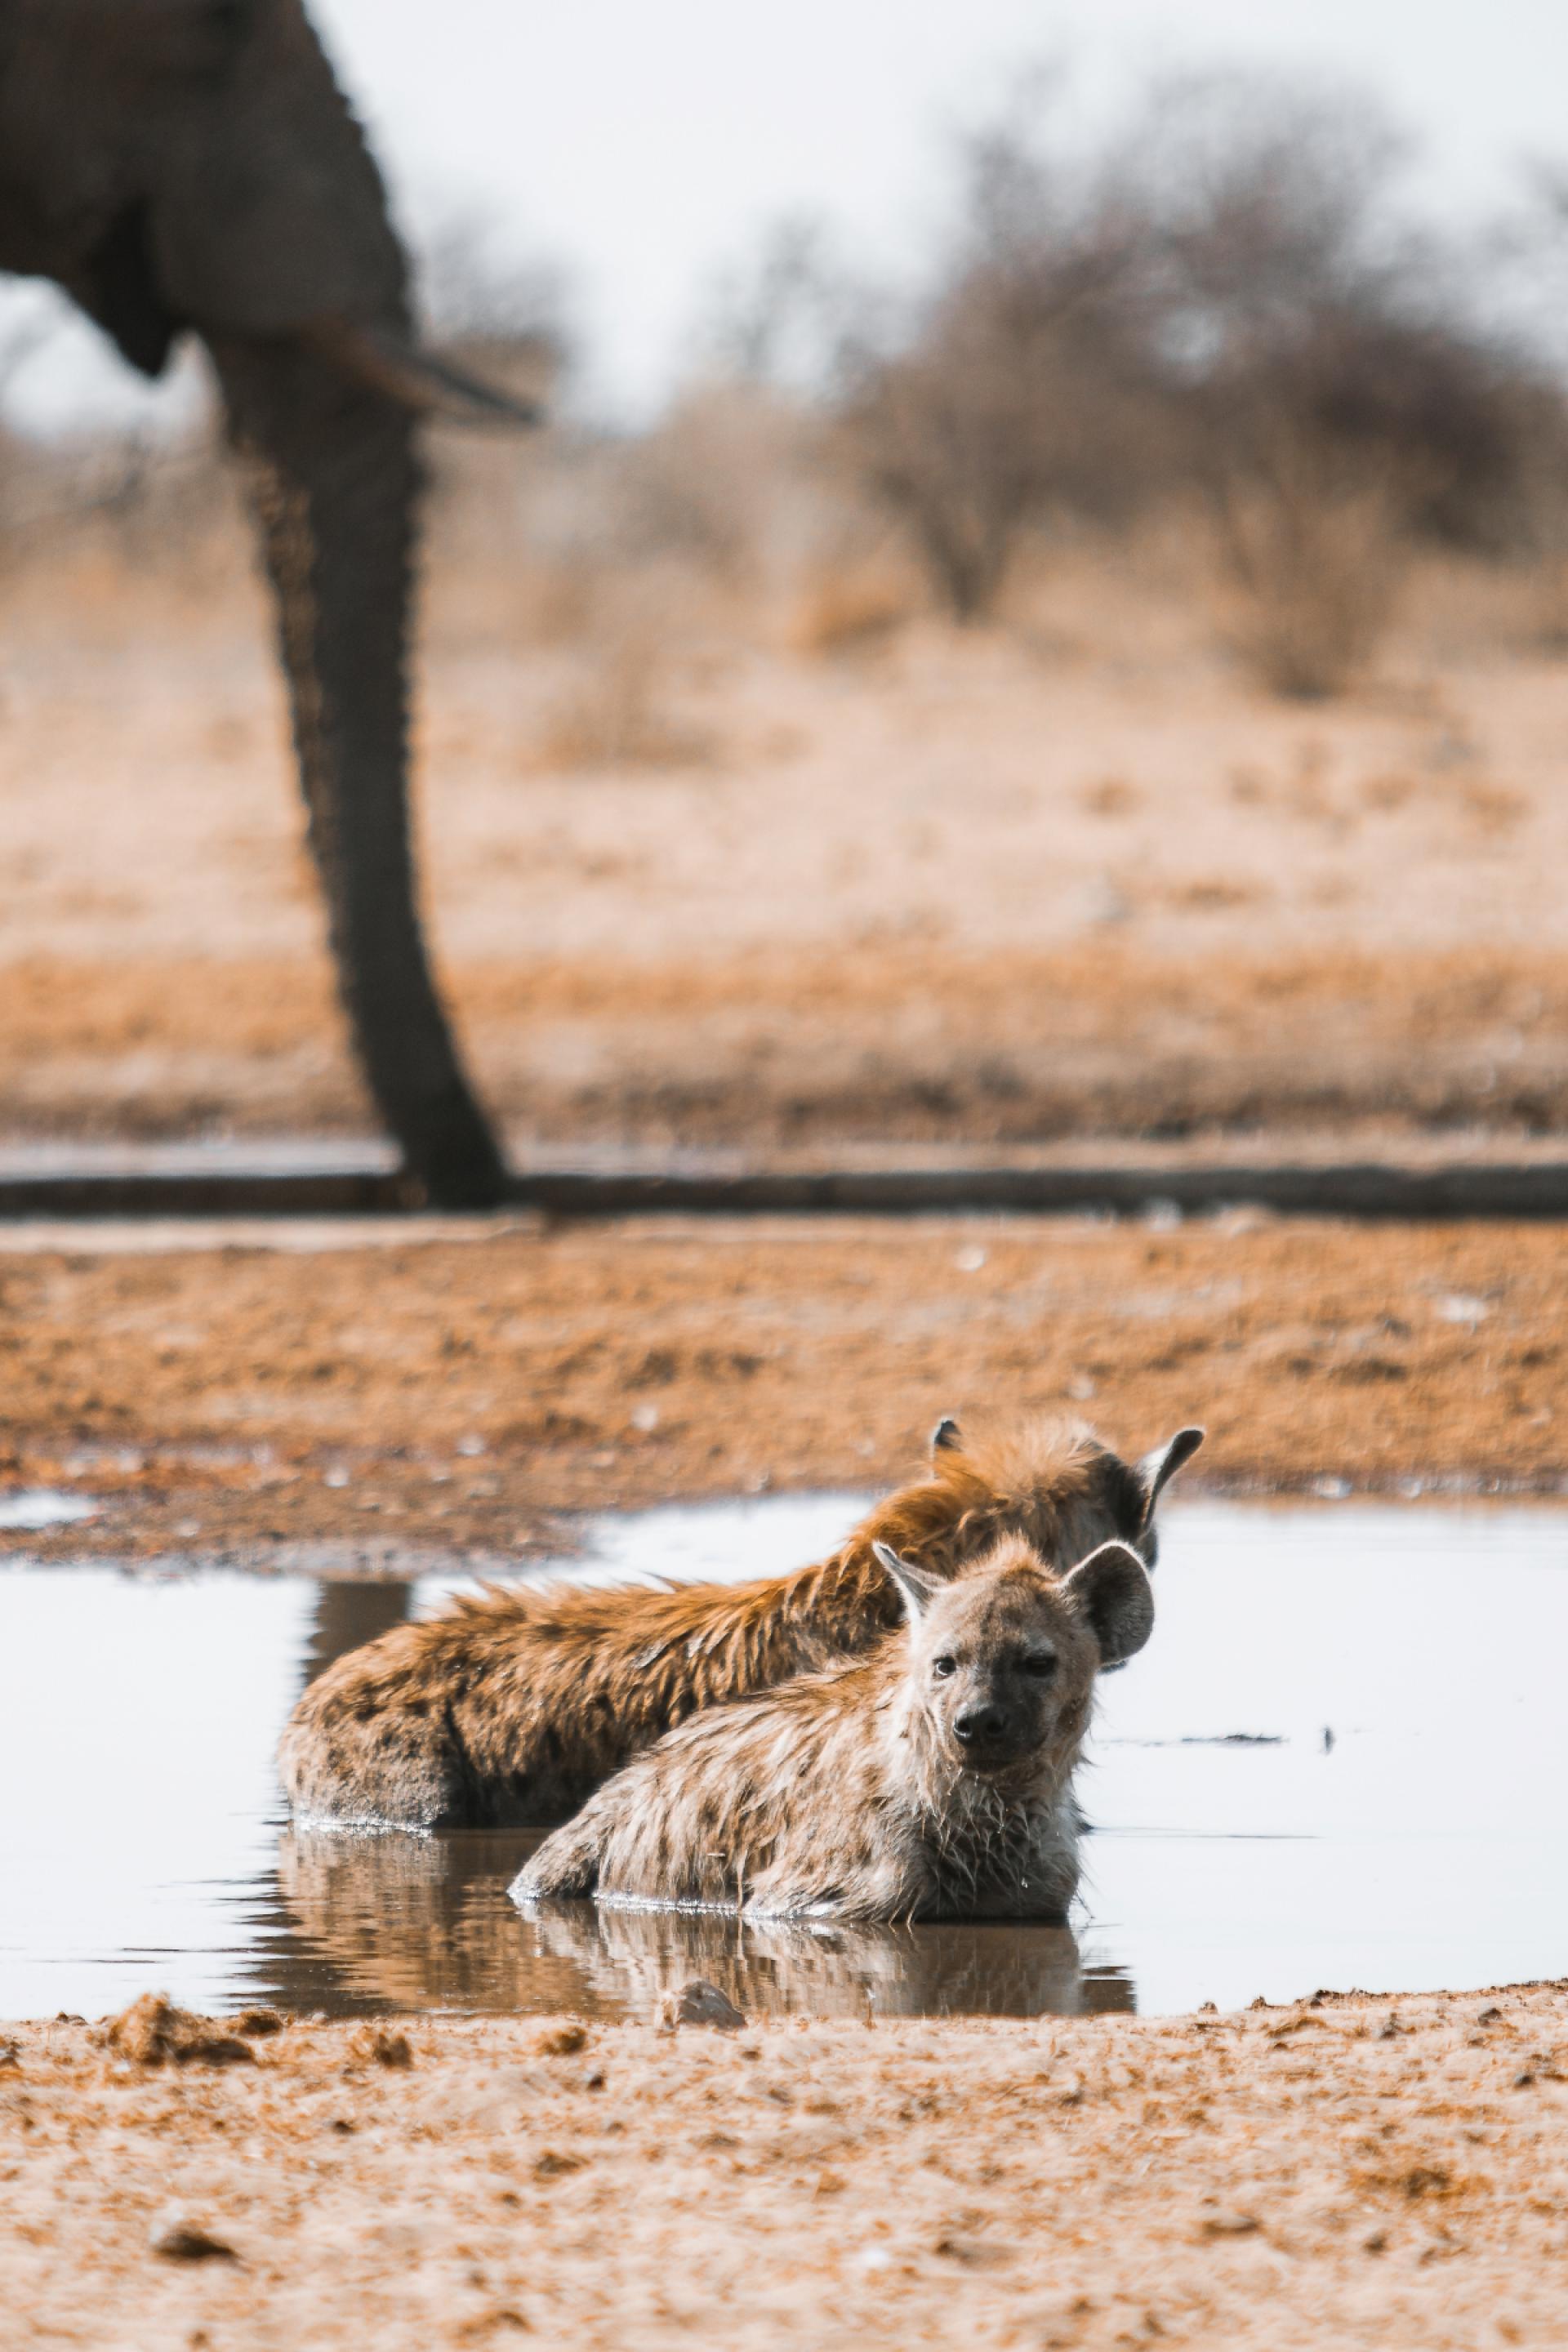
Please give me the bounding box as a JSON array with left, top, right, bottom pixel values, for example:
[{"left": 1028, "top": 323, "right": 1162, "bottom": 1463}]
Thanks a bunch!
[{"left": 301, "top": 318, "right": 545, "bottom": 428}]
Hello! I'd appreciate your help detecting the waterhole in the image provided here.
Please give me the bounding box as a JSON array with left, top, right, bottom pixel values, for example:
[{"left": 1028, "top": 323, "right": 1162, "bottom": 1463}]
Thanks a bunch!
[{"left": 3, "top": 1498, "right": 1566, "bottom": 2023}]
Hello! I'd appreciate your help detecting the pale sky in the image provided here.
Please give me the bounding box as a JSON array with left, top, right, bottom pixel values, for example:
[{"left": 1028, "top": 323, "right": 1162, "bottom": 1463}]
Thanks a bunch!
[{"left": 6, "top": 0, "right": 1568, "bottom": 430}]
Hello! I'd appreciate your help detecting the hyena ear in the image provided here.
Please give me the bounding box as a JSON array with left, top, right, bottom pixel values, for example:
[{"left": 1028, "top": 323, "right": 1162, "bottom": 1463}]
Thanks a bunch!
[
  {"left": 1060, "top": 1540, "right": 1155, "bottom": 1668},
  {"left": 930, "top": 1415, "right": 963, "bottom": 1455},
  {"left": 872, "top": 1542, "right": 944, "bottom": 1624},
  {"left": 1135, "top": 1427, "right": 1204, "bottom": 1527}
]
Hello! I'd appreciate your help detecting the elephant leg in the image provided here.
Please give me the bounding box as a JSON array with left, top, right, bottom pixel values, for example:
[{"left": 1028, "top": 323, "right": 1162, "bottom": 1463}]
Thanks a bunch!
[{"left": 211, "top": 335, "right": 509, "bottom": 1208}]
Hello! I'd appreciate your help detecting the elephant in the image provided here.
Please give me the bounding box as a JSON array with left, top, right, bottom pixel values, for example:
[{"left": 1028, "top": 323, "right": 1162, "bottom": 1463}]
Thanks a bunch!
[{"left": 0, "top": 0, "right": 536, "bottom": 1205}]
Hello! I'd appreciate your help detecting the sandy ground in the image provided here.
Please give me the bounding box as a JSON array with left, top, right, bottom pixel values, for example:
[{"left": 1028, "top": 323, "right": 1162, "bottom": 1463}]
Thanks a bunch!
[
  {"left": 5, "top": 549, "right": 1568, "bottom": 1147},
  {"left": 5, "top": 1984, "right": 1566, "bottom": 2349},
  {"left": 2, "top": 1213, "right": 1565, "bottom": 1564}
]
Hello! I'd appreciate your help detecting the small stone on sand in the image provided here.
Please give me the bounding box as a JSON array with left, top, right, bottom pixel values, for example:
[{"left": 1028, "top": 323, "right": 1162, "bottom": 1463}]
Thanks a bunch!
[
  {"left": 149, "top": 2213, "right": 237, "bottom": 2264},
  {"left": 657, "top": 1980, "right": 746, "bottom": 2032}
]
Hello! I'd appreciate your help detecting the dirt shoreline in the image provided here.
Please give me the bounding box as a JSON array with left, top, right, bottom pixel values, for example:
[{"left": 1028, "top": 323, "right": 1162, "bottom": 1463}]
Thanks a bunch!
[
  {"left": 5, "top": 1984, "right": 1566, "bottom": 2349},
  {"left": 2, "top": 1214, "right": 1565, "bottom": 1565}
]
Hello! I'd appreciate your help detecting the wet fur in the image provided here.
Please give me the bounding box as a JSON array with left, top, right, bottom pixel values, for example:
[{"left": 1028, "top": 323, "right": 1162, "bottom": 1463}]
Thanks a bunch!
[
  {"left": 279, "top": 1417, "right": 1194, "bottom": 1829},
  {"left": 513, "top": 1537, "right": 1147, "bottom": 1924}
]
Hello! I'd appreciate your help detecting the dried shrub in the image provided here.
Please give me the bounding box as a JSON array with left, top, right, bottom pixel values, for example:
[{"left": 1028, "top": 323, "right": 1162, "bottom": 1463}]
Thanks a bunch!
[
  {"left": 839, "top": 117, "right": 1169, "bottom": 622},
  {"left": 1080, "top": 776, "right": 1142, "bottom": 817},
  {"left": 1503, "top": 438, "right": 1568, "bottom": 653},
  {"left": 1143, "top": 76, "right": 1563, "bottom": 693},
  {"left": 1208, "top": 431, "right": 1413, "bottom": 697},
  {"left": 826, "top": 66, "right": 1568, "bottom": 670},
  {"left": 1451, "top": 775, "right": 1529, "bottom": 833},
  {"left": 537, "top": 608, "right": 715, "bottom": 770},
  {"left": 523, "top": 551, "right": 605, "bottom": 644},
  {"left": 789, "top": 558, "right": 916, "bottom": 657},
  {"left": 612, "top": 387, "right": 782, "bottom": 586},
  {"left": 529, "top": 2021, "right": 590, "bottom": 2057}
]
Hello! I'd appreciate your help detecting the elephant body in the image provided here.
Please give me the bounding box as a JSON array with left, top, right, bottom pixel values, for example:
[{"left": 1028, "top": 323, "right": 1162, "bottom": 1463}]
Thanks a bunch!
[{"left": 0, "top": 0, "right": 514, "bottom": 1205}]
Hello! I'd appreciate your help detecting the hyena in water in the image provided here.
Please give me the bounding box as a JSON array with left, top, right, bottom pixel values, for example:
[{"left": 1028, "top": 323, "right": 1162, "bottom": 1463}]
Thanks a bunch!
[
  {"left": 513, "top": 1534, "right": 1154, "bottom": 1923},
  {"left": 278, "top": 1416, "right": 1200, "bottom": 1829}
]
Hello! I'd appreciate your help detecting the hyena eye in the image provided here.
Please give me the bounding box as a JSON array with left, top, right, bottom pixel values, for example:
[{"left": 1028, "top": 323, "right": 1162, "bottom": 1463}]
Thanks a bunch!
[
  {"left": 931, "top": 1655, "right": 957, "bottom": 1679},
  {"left": 1022, "top": 1654, "right": 1058, "bottom": 1679}
]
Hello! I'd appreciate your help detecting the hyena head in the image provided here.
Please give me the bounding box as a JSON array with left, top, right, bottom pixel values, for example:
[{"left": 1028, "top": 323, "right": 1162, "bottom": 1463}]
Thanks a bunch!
[
  {"left": 874, "top": 1533, "right": 1154, "bottom": 1780},
  {"left": 924, "top": 1416, "right": 1203, "bottom": 1574}
]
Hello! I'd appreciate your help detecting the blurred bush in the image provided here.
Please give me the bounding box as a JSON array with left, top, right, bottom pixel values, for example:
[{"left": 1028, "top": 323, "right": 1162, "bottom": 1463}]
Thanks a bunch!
[
  {"left": 827, "top": 69, "right": 1568, "bottom": 689},
  {"left": 6, "top": 65, "right": 1568, "bottom": 708}
]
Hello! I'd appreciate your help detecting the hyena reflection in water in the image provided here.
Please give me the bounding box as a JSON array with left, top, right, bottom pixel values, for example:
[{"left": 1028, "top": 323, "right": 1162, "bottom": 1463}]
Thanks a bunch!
[{"left": 273, "top": 1821, "right": 1129, "bottom": 2019}]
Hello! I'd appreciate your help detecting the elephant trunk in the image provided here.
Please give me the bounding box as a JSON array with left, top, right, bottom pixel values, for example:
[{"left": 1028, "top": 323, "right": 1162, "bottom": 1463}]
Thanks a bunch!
[{"left": 211, "top": 335, "right": 509, "bottom": 1208}]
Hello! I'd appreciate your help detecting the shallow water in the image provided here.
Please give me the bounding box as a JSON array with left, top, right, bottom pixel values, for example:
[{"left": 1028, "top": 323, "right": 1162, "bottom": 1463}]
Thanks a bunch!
[{"left": 3, "top": 1497, "right": 1566, "bottom": 2022}]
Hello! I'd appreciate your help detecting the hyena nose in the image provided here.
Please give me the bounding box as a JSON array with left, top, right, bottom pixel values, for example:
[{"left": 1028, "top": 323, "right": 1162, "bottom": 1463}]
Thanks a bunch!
[{"left": 954, "top": 1704, "right": 1008, "bottom": 1745}]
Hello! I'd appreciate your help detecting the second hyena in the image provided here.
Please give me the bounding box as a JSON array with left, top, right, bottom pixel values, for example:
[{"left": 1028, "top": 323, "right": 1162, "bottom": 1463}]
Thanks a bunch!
[{"left": 512, "top": 1533, "right": 1154, "bottom": 1924}]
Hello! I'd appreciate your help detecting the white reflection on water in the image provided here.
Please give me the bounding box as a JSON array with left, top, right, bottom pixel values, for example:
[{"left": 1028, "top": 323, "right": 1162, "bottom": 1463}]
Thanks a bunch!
[
  {"left": 2, "top": 1502, "right": 1566, "bottom": 2021},
  {"left": 0, "top": 1570, "right": 311, "bottom": 2019},
  {"left": 1081, "top": 1505, "right": 1568, "bottom": 2010},
  {"left": 412, "top": 1490, "right": 871, "bottom": 1610}
]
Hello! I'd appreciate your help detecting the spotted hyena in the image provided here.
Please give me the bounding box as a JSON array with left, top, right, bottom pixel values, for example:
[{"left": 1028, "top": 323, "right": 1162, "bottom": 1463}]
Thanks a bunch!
[{"left": 513, "top": 1532, "right": 1155, "bottom": 1922}]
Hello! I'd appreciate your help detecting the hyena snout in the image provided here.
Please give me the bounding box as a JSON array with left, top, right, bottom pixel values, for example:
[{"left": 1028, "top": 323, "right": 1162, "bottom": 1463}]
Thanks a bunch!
[
  {"left": 951, "top": 1696, "right": 1022, "bottom": 1757},
  {"left": 941, "top": 1657, "right": 1058, "bottom": 1769},
  {"left": 953, "top": 1700, "right": 1007, "bottom": 1745},
  {"left": 949, "top": 1684, "right": 1048, "bottom": 1768}
]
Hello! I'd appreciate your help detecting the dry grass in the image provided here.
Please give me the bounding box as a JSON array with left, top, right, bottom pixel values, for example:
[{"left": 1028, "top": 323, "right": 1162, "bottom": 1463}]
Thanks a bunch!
[
  {"left": 788, "top": 560, "right": 918, "bottom": 657},
  {"left": 1528, "top": 550, "right": 1568, "bottom": 654},
  {"left": 535, "top": 617, "right": 717, "bottom": 770},
  {"left": 1209, "top": 453, "right": 1413, "bottom": 700},
  {"left": 3, "top": 501, "right": 1567, "bottom": 1146},
  {"left": 8, "top": 938, "right": 1568, "bottom": 1148}
]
